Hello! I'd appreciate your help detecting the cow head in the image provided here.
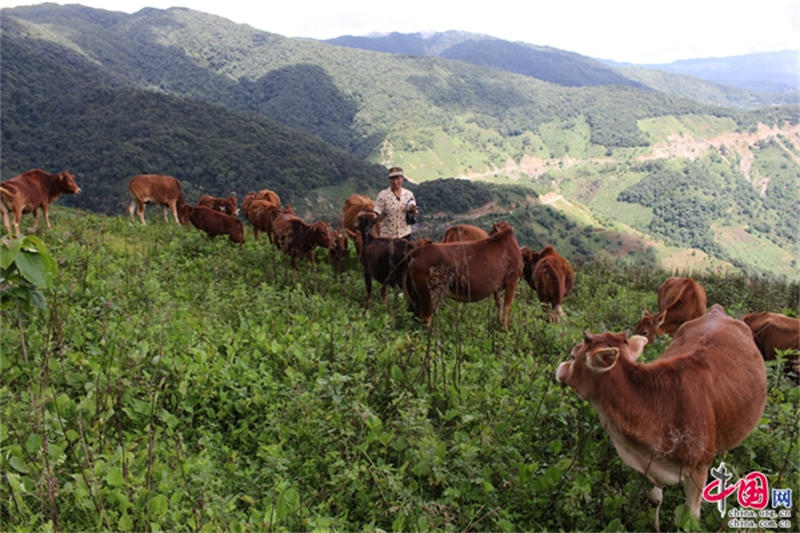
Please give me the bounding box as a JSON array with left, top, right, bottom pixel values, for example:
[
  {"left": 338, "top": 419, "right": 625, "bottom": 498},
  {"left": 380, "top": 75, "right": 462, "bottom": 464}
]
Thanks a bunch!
[
  {"left": 58, "top": 171, "right": 81, "bottom": 194},
  {"left": 489, "top": 220, "right": 512, "bottom": 234},
  {"left": 310, "top": 221, "right": 332, "bottom": 248},
  {"left": 556, "top": 331, "right": 648, "bottom": 400},
  {"left": 177, "top": 204, "right": 194, "bottom": 226},
  {"left": 635, "top": 309, "right": 667, "bottom": 343}
]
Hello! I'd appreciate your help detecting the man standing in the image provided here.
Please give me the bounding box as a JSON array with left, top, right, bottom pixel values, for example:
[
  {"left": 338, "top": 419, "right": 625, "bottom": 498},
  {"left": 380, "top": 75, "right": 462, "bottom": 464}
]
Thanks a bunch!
[{"left": 375, "top": 167, "right": 418, "bottom": 239}]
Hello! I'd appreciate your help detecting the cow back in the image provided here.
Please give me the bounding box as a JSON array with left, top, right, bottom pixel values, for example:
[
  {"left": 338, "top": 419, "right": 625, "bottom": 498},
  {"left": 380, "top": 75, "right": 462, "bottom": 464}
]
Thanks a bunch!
[
  {"left": 441, "top": 224, "right": 489, "bottom": 243},
  {"left": 742, "top": 311, "right": 800, "bottom": 361},
  {"left": 129, "top": 174, "right": 183, "bottom": 205}
]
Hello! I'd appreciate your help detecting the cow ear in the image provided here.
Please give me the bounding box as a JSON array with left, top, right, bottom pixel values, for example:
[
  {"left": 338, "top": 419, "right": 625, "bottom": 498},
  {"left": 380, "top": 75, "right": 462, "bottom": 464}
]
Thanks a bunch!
[
  {"left": 627, "top": 335, "right": 648, "bottom": 361},
  {"left": 655, "top": 310, "right": 667, "bottom": 328},
  {"left": 587, "top": 347, "right": 619, "bottom": 373}
]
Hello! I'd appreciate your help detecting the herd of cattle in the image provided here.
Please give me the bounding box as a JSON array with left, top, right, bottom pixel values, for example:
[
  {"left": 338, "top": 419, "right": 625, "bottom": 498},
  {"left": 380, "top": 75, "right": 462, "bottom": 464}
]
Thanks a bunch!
[{"left": 2, "top": 168, "right": 799, "bottom": 530}]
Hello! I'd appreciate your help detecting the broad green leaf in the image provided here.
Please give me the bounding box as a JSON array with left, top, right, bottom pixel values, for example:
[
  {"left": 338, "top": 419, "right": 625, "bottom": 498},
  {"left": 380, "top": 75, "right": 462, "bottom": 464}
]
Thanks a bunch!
[
  {"left": 106, "top": 467, "right": 124, "bottom": 487},
  {"left": 25, "top": 433, "right": 42, "bottom": 454},
  {"left": 8, "top": 454, "right": 30, "bottom": 474},
  {"left": 0, "top": 239, "right": 22, "bottom": 269},
  {"left": 15, "top": 250, "right": 52, "bottom": 288},
  {"left": 149, "top": 494, "right": 168, "bottom": 517},
  {"left": 118, "top": 513, "right": 133, "bottom": 532}
]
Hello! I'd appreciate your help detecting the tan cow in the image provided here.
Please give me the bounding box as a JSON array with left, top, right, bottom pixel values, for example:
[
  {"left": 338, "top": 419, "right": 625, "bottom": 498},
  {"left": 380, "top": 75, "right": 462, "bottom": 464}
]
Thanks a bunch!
[
  {"left": 521, "top": 245, "right": 574, "bottom": 322},
  {"left": 127, "top": 174, "right": 186, "bottom": 225},
  {"left": 343, "top": 194, "right": 376, "bottom": 256},
  {"left": 557, "top": 305, "right": 766, "bottom": 531},
  {"left": 636, "top": 277, "right": 707, "bottom": 343},
  {"left": 0, "top": 169, "right": 81, "bottom": 238},
  {"left": 741, "top": 311, "right": 800, "bottom": 378},
  {"left": 441, "top": 224, "right": 489, "bottom": 243}
]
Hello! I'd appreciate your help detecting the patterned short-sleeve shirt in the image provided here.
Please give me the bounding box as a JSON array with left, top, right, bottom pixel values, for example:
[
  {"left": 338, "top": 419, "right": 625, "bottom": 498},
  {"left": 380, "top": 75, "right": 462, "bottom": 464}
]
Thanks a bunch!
[{"left": 375, "top": 186, "right": 416, "bottom": 239}]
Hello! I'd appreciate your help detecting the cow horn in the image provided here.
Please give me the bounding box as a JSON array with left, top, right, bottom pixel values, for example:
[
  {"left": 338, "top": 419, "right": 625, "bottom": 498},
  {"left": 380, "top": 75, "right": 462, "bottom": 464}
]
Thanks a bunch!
[{"left": 583, "top": 330, "right": 593, "bottom": 343}]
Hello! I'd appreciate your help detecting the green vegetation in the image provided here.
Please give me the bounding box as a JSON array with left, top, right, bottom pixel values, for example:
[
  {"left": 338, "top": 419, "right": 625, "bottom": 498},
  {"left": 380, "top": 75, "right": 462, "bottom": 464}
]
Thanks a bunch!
[{"left": 2, "top": 209, "right": 798, "bottom": 532}]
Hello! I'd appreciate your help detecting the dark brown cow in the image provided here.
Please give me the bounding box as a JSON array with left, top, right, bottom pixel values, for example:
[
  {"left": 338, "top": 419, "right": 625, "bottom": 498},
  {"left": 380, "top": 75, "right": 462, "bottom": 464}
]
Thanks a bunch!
[
  {"left": 128, "top": 174, "right": 186, "bottom": 225},
  {"left": 441, "top": 224, "right": 489, "bottom": 243},
  {"left": 557, "top": 305, "right": 766, "bottom": 531},
  {"left": 0, "top": 169, "right": 81, "bottom": 238},
  {"left": 636, "top": 277, "right": 707, "bottom": 343},
  {"left": 741, "top": 311, "right": 800, "bottom": 377},
  {"left": 179, "top": 204, "right": 244, "bottom": 243},
  {"left": 521, "top": 245, "right": 574, "bottom": 322},
  {"left": 403, "top": 222, "right": 523, "bottom": 328},
  {"left": 343, "top": 194, "right": 376, "bottom": 256},
  {"left": 357, "top": 211, "right": 416, "bottom": 308},
  {"left": 272, "top": 213, "right": 332, "bottom": 271},
  {"left": 198, "top": 194, "right": 238, "bottom": 217}
]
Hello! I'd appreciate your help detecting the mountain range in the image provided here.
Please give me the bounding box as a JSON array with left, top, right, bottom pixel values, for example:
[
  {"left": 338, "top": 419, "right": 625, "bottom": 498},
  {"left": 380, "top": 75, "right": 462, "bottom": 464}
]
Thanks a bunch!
[{"left": 1, "top": 4, "right": 798, "bottom": 279}]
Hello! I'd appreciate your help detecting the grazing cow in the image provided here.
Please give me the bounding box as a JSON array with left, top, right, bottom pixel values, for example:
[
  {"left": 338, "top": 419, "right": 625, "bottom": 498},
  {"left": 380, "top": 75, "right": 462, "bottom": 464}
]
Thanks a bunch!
[
  {"left": 441, "top": 224, "right": 489, "bottom": 243},
  {"left": 556, "top": 305, "right": 766, "bottom": 531},
  {"left": 0, "top": 169, "right": 81, "bottom": 238},
  {"left": 128, "top": 174, "right": 186, "bottom": 225},
  {"left": 343, "top": 194, "right": 376, "bottom": 256},
  {"left": 243, "top": 191, "right": 285, "bottom": 242},
  {"left": 403, "top": 222, "right": 523, "bottom": 328},
  {"left": 741, "top": 311, "right": 800, "bottom": 377},
  {"left": 636, "top": 277, "right": 707, "bottom": 343},
  {"left": 520, "top": 245, "right": 574, "bottom": 322},
  {"left": 179, "top": 204, "right": 244, "bottom": 243},
  {"left": 357, "top": 211, "right": 416, "bottom": 308},
  {"left": 328, "top": 228, "right": 349, "bottom": 273},
  {"left": 272, "top": 213, "right": 332, "bottom": 271},
  {"left": 198, "top": 194, "right": 238, "bottom": 216}
]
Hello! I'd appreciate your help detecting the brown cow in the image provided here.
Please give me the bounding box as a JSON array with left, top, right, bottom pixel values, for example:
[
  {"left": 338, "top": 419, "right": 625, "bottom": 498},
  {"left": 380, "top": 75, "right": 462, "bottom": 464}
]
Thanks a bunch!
[
  {"left": 272, "top": 213, "right": 332, "bottom": 271},
  {"left": 521, "top": 245, "right": 574, "bottom": 322},
  {"left": 179, "top": 204, "right": 244, "bottom": 243},
  {"left": 128, "top": 174, "right": 186, "bottom": 225},
  {"left": 243, "top": 191, "right": 284, "bottom": 242},
  {"left": 636, "top": 277, "right": 707, "bottom": 343},
  {"left": 741, "top": 311, "right": 800, "bottom": 377},
  {"left": 441, "top": 224, "right": 489, "bottom": 243},
  {"left": 357, "top": 211, "right": 417, "bottom": 308},
  {"left": 328, "top": 228, "right": 349, "bottom": 273},
  {"left": 0, "top": 169, "right": 81, "bottom": 238},
  {"left": 557, "top": 305, "right": 766, "bottom": 531},
  {"left": 198, "top": 194, "right": 238, "bottom": 217},
  {"left": 403, "top": 222, "right": 523, "bottom": 328},
  {"left": 343, "top": 194, "right": 376, "bottom": 256}
]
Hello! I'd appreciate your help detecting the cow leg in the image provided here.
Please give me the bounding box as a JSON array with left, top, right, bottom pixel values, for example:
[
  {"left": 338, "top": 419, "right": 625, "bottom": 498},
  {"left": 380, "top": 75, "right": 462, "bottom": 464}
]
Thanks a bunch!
[
  {"left": 649, "top": 486, "right": 663, "bottom": 533},
  {"left": 683, "top": 465, "right": 708, "bottom": 521},
  {"left": 41, "top": 203, "right": 53, "bottom": 229},
  {"left": 161, "top": 205, "right": 169, "bottom": 223},
  {"left": 364, "top": 272, "right": 373, "bottom": 308},
  {"left": 501, "top": 279, "right": 519, "bottom": 329},
  {"left": 127, "top": 200, "right": 137, "bottom": 223},
  {"left": 169, "top": 201, "right": 180, "bottom": 224},
  {"left": 380, "top": 284, "right": 388, "bottom": 306},
  {"left": 0, "top": 203, "right": 11, "bottom": 238}
]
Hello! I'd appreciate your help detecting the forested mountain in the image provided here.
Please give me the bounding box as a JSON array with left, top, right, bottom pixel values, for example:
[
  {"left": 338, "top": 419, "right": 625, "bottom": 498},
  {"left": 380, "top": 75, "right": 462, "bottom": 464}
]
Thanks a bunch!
[
  {"left": 1, "top": 4, "right": 798, "bottom": 279},
  {"left": 636, "top": 50, "right": 797, "bottom": 93},
  {"left": 325, "top": 31, "right": 794, "bottom": 108}
]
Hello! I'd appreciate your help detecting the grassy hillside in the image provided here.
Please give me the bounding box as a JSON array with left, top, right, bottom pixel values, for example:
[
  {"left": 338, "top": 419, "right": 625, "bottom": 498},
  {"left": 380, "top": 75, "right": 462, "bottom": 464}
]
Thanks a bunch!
[
  {"left": 1, "top": 209, "right": 798, "bottom": 532},
  {"left": 1, "top": 4, "right": 797, "bottom": 278}
]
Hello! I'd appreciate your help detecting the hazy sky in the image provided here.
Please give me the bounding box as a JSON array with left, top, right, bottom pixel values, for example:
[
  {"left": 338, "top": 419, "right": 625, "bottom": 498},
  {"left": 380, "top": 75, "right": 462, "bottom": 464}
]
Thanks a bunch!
[{"left": 1, "top": 0, "right": 797, "bottom": 63}]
